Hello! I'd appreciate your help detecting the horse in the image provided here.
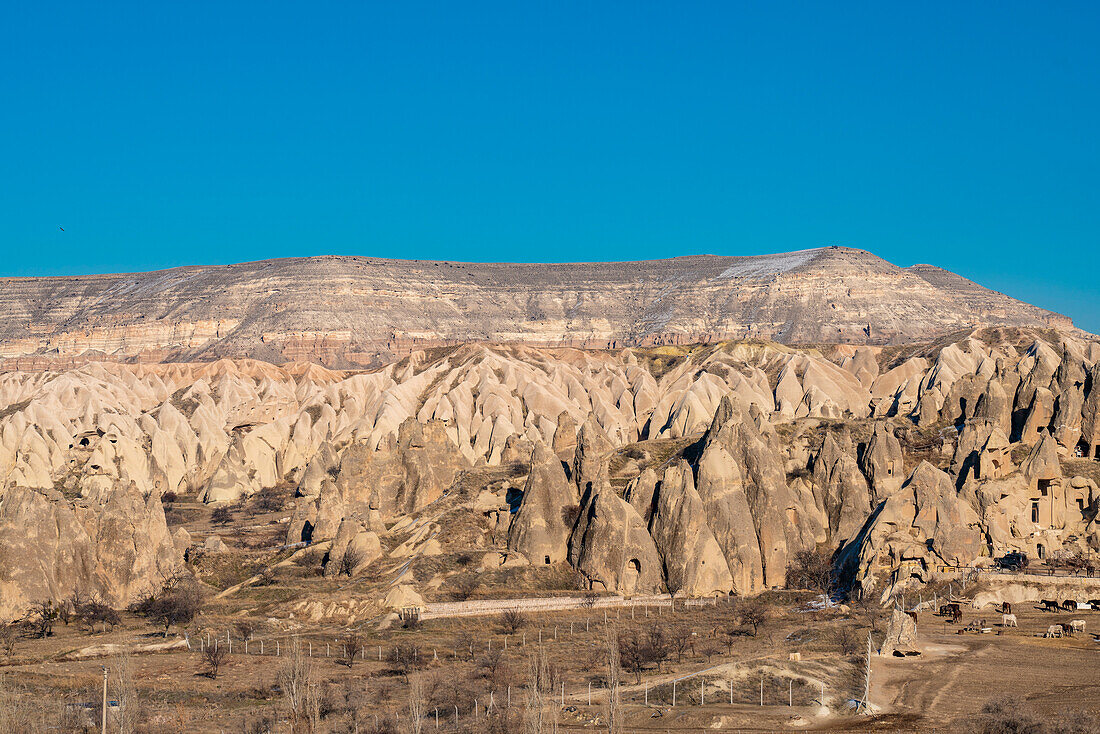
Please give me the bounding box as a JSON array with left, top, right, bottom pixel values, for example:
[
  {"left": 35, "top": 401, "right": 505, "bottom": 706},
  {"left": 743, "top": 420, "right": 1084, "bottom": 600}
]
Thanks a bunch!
[
  {"left": 1044, "top": 624, "right": 1064, "bottom": 638},
  {"left": 1087, "top": 599, "right": 1100, "bottom": 609},
  {"left": 1062, "top": 599, "right": 1079, "bottom": 611},
  {"left": 939, "top": 603, "right": 962, "bottom": 623},
  {"left": 1002, "top": 613, "right": 1018, "bottom": 627},
  {"left": 1070, "top": 620, "right": 1086, "bottom": 633},
  {"left": 1000, "top": 601, "right": 1012, "bottom": 614},
  {"left": 1040, "top": 599, "right": 1060, "bottom": 612}
]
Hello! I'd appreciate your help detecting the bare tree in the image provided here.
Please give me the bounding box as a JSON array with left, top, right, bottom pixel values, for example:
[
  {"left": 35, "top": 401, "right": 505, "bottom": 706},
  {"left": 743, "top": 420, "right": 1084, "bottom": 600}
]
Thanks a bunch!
[
  {"left": 405, "top": 674, "right": 425, "bottom": 734},
  {"left": 26, "top": 600, "right": 58, "bottom": 639},
  {"left": 524, "top": 647, "right": 557, "bottom": 734},
  {"left": 603, "top": 625, "right": 623, "bottom": 734},
  {"left": 669, "top": 627, "right": 691, "bottom": 663},
  {"left": 617, "top": 633, "right": 646, "bottom": 684},
  {"left": 279, "top": 638, "right": 320, "bottom": 734},
  {"left": 235, "top": 620, "right": 259, "bottom": 642},
  {"left": 338, "top": 547, "right": 364, "bottom": 577},
  {"left": 738, "top": 599, "right": 769, "bottom": 637},
  {"left": 450, "top": 574, "right": 480, "bottom": 601},
  {"left": 203, "top": 643, "right": 228, "bottom": 679},
  {"left": 341, "top": 634, "right": 363, "bottom": 668},
  {"left": 112, "top": 652, "right": 140, "bottom": 734},
  {"left": 785, "top": 548, "right": 836, "bottom": 593},
  {"left": 645, "top": 625, "right": 671, "bottom": 672},
  {"left": 478, "top": 646, "right": 509, "bottom": 689},
  {"left": 500, "top": 609, "right": 527, "bottom": 634},
  {"left": 131, "top": 575, "right": 203, "bottom": 637}
]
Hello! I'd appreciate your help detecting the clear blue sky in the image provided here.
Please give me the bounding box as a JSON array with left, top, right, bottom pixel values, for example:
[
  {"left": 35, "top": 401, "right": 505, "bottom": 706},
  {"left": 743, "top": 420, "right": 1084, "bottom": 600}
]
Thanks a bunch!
[{"left": 3, "top": 2, "right": 1097, "bottom": 332}]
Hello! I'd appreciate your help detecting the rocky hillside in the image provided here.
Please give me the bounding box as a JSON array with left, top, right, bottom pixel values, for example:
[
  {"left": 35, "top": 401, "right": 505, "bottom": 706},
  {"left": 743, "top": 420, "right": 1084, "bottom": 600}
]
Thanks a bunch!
[
  {"left": 2, "top": 329, "right": 1099, "bottom": 620},
  {"left": 0, "top": 247, "right": 1076, "bottom": 368}
]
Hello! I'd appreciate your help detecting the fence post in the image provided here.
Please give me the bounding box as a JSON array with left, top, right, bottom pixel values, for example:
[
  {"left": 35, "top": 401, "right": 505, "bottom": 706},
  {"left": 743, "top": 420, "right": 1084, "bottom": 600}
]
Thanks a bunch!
[
  {"left": 730, "top": 680, "right": 733, "bottom": 705},
  {"left": 701, "top": 679, "right": 704, "bottom": 705},
  {"left": 789, "top": 680, "right": 792, "bottom": 707},
  {"left": 672, "top": 680, "right": 676, "bottom": 707},
  {"left": 561, "top": 683, "right": 564, "bottom": 706},
  {"left": 276, "top": 640, "right": 280, "bottom": 656},
  {"left": 759, "top": 675, "right": 763, "bottom": 706}
]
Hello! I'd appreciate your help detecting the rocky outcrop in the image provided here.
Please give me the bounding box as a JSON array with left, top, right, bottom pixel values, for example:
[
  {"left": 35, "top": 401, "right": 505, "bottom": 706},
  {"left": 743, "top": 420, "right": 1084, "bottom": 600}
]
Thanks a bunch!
[
  {"left": 841, "top": 462, "right": 984, "bottom": 596},
  {"left": 647, "top": 462, "right": 734, "bottom": 597},
  {"left": 0, "top": 483, "right": 182, "bottom": 621},
  {"left": 813, "top": 431, "right": 872, "bottom": 543},
  {"left": 508, "top": 443, "right": 578, "bottom": 565},
  {"left": 859, "top": 422, "right": 904, "bottom": 502},
  {"left": 568, "top": 482, "right": 664, "bottom": 595}
]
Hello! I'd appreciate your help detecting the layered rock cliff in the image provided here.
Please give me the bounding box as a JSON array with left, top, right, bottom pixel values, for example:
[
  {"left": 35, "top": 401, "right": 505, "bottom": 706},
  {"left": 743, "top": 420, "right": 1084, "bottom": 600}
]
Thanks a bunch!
[{"left": 0, "top": 248, "right": 1076, "bottom": 368}]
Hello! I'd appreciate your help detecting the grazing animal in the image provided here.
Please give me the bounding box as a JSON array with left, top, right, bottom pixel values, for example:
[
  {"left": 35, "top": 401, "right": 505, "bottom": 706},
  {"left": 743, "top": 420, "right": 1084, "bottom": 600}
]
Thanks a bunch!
[
  {"left": 1087, "top": 599, "right": 1100, "bottom": 609},
  {"left": 1041, "top": 600, "right": 1060, "bottom": 612},
  {"left": 1000, "top": 602, "right": 1012, "bottom": 614},
  {"left": 905, "top": 610, "right": 918, "bottom": 623},
  {"left": 1063, "top": 600, "right": 1078, "bottom": 611},
  {"left": 1070, "top": 620, "right": 1086, "bottom": 633},
  {"left": 1002, "top": 613, "right": 1018, "bottom": 627},
  {"left": 1045, "top": 624, "right": 1064, "bottom": 638}
]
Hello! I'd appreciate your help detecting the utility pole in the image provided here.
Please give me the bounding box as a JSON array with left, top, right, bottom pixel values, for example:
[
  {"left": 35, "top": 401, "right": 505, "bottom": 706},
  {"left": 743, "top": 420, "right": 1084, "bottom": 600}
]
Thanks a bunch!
[{"left": 101, "top": 666, "right": 108, "bottom": 734}]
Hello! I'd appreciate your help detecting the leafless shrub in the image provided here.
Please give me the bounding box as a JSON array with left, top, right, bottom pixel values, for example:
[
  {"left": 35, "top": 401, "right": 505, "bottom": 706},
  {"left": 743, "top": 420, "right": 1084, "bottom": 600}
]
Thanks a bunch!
[
  {"left": 341, "top": 634, "right": 363, "bottom": 668},
  {"left": 580, "top": 591, "right": 599, "bottom": 609},
  {"left": 449, "top": 574, "right": 480, "bottom": 601},
  {"left": 0, "top": 627, "right": 17, "bottom": 657},
  {"left": 834, "top": 626, "right": 859, "bottom": 656},
  {"left": 978, "top": 697, "right": 1045, "bottom": 734},
  {"left": 338, "top": 547, "right": 364, "bottom": 577},
  {"left": 211, "top": 506, "right": 233, "bottom": 524},
  {"left": 478, "top": 647, "right": 509, "bottom": 688},
  {"left": 785, "top": 548, "right": 837, "bottom": 593},
  {"left": 202, "top": 642, "right": 228, "bottom": 679},
  {"left": 646, "top": 625, "right": 671, "bottom": 672},
  {"left": 235, "top": 620, "right": 259, "bottom": 641},
  {"left": 161, "top": 490, "right": 178, "bottom": 504},
  {"left": 617, "top": 633, "right": 647, "bottom": 684},
  {"left": 131, "top": 576, "right": 203, "bottom": 636},
  {"left": 500, "top": 609, "right": 527, "bottom": 634}
]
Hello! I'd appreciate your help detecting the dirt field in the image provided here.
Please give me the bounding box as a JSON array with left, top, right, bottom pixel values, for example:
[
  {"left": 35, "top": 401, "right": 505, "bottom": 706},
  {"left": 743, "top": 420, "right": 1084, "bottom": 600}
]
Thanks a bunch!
[{"left": 3, "top": 589, "right": 1098, "bottom": 733}]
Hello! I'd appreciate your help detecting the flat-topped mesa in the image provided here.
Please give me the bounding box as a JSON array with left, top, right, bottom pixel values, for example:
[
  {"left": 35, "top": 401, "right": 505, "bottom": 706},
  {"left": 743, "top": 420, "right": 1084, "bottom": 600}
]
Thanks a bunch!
[{"left": 0, "top": 247, "right": 1077, "bottom": 369}]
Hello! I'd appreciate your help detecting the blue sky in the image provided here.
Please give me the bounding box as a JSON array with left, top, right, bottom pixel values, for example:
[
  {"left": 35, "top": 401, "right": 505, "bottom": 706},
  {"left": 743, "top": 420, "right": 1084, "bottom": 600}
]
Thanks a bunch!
[{"left": 2, "top": 2, "right": 1097, "bottom": 332}]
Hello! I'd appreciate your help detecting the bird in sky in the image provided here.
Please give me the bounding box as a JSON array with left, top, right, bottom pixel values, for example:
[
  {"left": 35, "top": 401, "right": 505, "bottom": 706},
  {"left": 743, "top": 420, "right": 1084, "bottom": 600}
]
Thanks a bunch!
[{"left": 59, "top": 226, "right": 64, "bottom": 231}]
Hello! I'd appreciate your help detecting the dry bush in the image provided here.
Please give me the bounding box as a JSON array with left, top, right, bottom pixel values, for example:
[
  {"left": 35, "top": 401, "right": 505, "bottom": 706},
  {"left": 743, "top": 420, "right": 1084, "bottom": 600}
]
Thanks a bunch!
[
  {"left": 211, "top": 506, "right": 234, "bottom": 524},
  {"left": 338, "top": 546, "right": 364, "bottom": 577},
  {"left": 0, "top": 626, "right": 16, "bottom": 657},
  {"left": 341, "top": 634, "right": 363, "bottom": 668},
  {"left": 235, "top": 619, "right": 259, "bottom": 641},
  {"left": 449, "top": 574, "right": 480, "bottom": 601},
  {"left": 499, "top": 609, "right": 527, "bottom": 634},
  {"left": 131, "top": 575, "right": 204, "bottom": 636},
  {"left": 203, "top": 643, "right": 228, "bottom": 679},
  {"left": 833, "top": 626, "right": 859, "bottom": 656},
  {"left": 161, "top": 490, "right": 178, "bottom": 504}
]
